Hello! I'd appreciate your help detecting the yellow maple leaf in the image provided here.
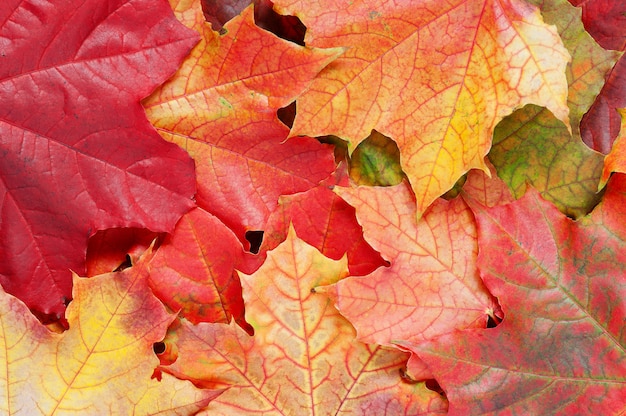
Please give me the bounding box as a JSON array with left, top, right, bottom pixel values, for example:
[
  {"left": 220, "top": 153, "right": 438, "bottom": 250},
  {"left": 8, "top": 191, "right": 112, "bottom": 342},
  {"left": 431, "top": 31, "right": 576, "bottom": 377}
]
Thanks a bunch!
[
  {"left": 0, "top": 248, "right": 219, "bottom": 415},
  {"left": 275, "top": 0, "right": 570, "bottom": 216},
  {"left": 158, "top": 226, "right": 449, "bottom": 414}
]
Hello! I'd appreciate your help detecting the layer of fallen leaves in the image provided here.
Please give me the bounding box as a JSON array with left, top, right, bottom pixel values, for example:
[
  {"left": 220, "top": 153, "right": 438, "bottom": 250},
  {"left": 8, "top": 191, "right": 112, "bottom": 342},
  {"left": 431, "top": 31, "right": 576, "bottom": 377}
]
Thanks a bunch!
[{"left": 1, "top": 0, "right": 625, "bottom": 414}]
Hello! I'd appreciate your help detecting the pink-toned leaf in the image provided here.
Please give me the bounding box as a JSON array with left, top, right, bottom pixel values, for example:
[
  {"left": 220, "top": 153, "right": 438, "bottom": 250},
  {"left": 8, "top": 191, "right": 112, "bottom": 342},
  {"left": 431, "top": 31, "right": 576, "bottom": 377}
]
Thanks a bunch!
[
  {"left": 144, "top": 0, "right": 340, "bottom": 245},
  {"left": 413, "top": 180, "right": 626, "bottom": 415},
  {"left": 147, "top": 207, "right": 252, "bottom": 334},
  {"left": 159, "top": 227, "right": 449, "bottom": 414},
  {"left": 0, "top": 0, "right": 199, "bottom": 322},
  {"left": 462, "top": 160, "right": 515, "bottom": 208},
  {"left": 329, "top": 182, "right": 498, "bottom": 378}
]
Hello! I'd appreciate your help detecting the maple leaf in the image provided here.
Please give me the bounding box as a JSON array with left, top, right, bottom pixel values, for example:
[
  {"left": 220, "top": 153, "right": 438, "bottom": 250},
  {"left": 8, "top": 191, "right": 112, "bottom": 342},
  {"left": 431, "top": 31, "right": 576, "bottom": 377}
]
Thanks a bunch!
[
  {"left": 487, "top": 0, "right": 621, "bottom": 217},
  {"left": 143, "top": 0, "right": 341, "bottom": 244},
  {"left": 274, "top": 0, "right": 570, "bottom": 216},
  {"left": 328, "top": 181, "right": 497, "bottom": 379},
  {"left": 0, "top": 0, "right": 199, "bottom": 322},
  {"left": 146, "top": 207, "right": 253, "bottom": 334},
  {"left": 0, "top": 247, "right": 220, "bottom": 414},
  {"left": 412, "top": 180, "right": 626, "bottom": 415},
  {"left": 159, "top": 226, "right": 449, "bottom": 414},
  {"left": 261, "top": 172, "right": 387, "bottom": 276}
]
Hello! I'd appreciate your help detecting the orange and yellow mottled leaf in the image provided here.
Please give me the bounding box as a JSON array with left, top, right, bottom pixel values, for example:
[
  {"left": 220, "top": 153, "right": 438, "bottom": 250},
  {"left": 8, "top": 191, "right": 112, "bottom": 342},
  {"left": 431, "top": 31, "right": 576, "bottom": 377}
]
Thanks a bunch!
[
  {"left": 143, "top": 0, "right": 341, "bottom": 242},
  {"left": 0, "top": 248, "right": 218, "bottom": 415},
  {"left": 159, "top": 227, "right": 448, "bottom": 414},
  {"left": 274, "top": 0, "right": 570, "bottom": 216}
]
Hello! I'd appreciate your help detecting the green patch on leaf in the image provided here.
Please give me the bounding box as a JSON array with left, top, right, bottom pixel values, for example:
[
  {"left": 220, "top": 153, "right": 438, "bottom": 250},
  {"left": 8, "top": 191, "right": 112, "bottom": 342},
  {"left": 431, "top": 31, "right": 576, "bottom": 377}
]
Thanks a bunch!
[
  {"left": 489, "top": 104, "right": 604, "bottom": 218},
  {"left": 349, "top": 130, "right": 404, "bottom": 186}
]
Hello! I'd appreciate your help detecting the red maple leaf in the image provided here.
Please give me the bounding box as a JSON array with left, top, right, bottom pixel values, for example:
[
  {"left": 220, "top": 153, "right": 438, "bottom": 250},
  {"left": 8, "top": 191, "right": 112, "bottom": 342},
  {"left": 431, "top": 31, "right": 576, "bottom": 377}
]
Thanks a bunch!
[
  {"left": 0, "top": 0, "right": 199, "bottom": 322},
  {"left": 412, "top": 178, "right": 626, "bottom": 414}
]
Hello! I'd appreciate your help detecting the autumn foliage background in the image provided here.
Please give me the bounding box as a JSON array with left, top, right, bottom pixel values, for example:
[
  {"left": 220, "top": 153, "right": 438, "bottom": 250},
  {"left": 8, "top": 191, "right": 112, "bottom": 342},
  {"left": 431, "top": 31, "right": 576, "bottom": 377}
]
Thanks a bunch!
[{"left": 1, "top": 0, "right": 625, "bottom": 414}]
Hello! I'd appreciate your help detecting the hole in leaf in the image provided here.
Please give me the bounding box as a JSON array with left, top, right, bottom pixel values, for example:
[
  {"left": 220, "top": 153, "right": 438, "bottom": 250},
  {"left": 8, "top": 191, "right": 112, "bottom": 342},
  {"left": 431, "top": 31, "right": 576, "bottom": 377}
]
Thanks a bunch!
[
  {"left": 399, "top": 367, "right": 419, "bottom": 384},
  {"left": 113, "top": 254, "right": 132, "bottom": 272},
  {"left": 255, "top": 0, "right": 306, "bottom": 45},
  {"left": 245, "top": 230, "right": 264, "bottom": 254},
  {"left": 425, "top": 379, "right": 446, "bottom": 396},
  {"left": 486, "top": 303, "right": 504, "bottom": 328},
  {"left": 441, "top": 173, "right": 468, "bottom": 200},
  {"left": 486, "top": 315, "right": 499, "bottom": 328},
  {"left": 277, "top": 101, "right": 296, "bottom": 128},
  {"left": 153, "top": 341, "right": 166, "bottom": 355}
]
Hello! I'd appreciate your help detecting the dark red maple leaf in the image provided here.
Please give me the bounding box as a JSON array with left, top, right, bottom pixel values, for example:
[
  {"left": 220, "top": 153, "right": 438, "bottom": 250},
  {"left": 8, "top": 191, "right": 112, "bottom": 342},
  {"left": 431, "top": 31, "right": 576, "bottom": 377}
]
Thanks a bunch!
[
  {"left": 580, "top": 54, "right": 626, "bottom": 154},
  {"left": 569, "top": 0, "right": 626, "bottom": 51},
  {"left": 0, "top": 0, "right": 199, "bottom": 322}
]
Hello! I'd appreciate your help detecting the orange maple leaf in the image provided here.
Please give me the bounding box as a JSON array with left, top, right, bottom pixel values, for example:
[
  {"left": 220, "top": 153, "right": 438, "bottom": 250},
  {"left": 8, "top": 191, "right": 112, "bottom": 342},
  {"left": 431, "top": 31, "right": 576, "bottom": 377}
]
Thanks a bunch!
[
  {"left": 143, "top": 0, "right": 341, "bottom": 242},
  {"left": 275, "top": 0, "right": 570, "bottom": 216},
  {"left": 158, "top": 226, "right": 449, "bottom": 414},
  {"left": 0, "top": 248, "right": 219, "bottom": 415},
  {"left": 330, "top": 182, "right": 498, "bottom": 379}
]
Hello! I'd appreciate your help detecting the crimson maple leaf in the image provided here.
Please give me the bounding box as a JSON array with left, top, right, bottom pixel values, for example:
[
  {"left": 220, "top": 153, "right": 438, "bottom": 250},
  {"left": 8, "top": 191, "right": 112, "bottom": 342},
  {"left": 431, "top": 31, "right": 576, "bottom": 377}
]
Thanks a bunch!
[{"left": 0, "top": 0, "right": 199, "bottom": 322}]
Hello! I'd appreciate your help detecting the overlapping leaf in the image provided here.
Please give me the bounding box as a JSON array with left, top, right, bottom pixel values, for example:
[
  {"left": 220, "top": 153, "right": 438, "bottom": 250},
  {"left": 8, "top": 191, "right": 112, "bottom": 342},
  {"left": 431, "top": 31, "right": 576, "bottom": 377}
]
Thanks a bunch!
[
  {"left": 261, "top": 172, "right": 387, "bottom": 276},
  {"left": 528, "top": 0, "right": 622, "bottom": 134},
  {"left": 328, "top": 182, "right": 497, "bottom": 379},
  {"left": 349, "top": 130, "right": 405, "bottom": 187},
  {"left": 143, "top": 0, "right": 340, "bottom": 244},
  {"left": 569, "top": 0, "right": 626, "bottom": 51},
  {"left": 461, "top": 159, "right": 515, "bottom": 208},
  {"left": 159, "top": 227, "right": 449, "bottom": 414},
  {"left": 146, "top": 207, "right": 252, "bottom": 333},
  {"left": 86, "top": 228, "right": 163, "bottom": 276},
  {"left": 0, "top": 248, "right": 218, "bottom": 414},
  {"left": 580, "top": 54, "right": 626, "bottom": 153},
  {"left": 489, "top": 0, "right": 620, "bottom": 217},
  {"left": 0, "top": 0, "right": 199, "bottom": 322},
  {"left": 414, "top": 179, "right": 626, "bottom": 415},
  {"left": 487, "top": 0, "right": 621, "bottom": 217},
  {"left": 601, "top": 108, "right": 626, "bottom": 185},
  {"left": 274, "top": 0, "right": 570, "bottom": 216}
]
